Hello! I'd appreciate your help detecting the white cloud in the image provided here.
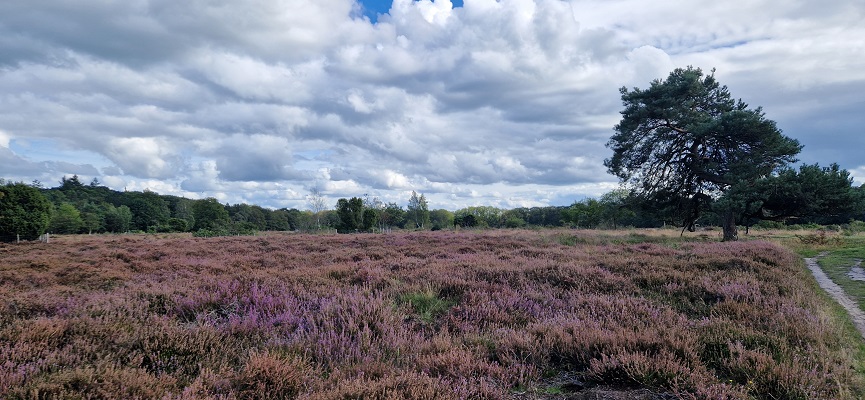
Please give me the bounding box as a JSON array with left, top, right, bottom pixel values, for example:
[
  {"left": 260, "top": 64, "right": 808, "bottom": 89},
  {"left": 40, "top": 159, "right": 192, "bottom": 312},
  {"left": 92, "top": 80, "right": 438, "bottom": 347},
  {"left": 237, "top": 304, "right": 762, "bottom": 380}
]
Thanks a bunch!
[
  {"left": 0, "top": 0, "right": 861, "bottom": 209},
  {"left": 104, "top": 137, "right": 178, "bottom": 179},
  {"left": 851, "top": 166, "right": 865, "bottom": 186}
]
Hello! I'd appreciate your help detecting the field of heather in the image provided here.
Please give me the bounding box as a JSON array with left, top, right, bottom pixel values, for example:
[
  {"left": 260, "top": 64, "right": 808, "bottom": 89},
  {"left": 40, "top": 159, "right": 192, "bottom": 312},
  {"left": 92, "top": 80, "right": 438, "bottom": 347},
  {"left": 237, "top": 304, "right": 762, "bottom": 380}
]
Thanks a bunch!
[{"left": 1, "top": 230, "right": 863, "bottom": 399}]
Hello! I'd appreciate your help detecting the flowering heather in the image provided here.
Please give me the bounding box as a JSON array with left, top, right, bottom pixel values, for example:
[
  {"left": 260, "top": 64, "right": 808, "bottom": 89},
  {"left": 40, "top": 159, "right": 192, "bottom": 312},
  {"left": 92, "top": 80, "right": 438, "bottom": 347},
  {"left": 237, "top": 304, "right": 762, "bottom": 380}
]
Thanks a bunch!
[{"left": 1, "top": 231, "right": 862, "bottom": 399}]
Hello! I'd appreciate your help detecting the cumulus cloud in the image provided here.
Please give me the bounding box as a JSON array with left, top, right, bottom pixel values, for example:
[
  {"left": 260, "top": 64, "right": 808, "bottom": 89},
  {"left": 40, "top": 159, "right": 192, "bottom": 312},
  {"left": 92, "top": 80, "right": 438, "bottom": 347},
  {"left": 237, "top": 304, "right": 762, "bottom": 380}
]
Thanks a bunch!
[{"left": 0, "top": 0, "right": 862, "bottom": 209}]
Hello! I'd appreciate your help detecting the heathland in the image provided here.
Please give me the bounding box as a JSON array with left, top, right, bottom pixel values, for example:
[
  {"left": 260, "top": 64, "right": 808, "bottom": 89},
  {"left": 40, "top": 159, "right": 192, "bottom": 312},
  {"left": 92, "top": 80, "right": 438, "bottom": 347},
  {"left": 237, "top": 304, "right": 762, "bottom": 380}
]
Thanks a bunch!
[{"left": 2, "top": 230, "right": 863, "bottom": 399}]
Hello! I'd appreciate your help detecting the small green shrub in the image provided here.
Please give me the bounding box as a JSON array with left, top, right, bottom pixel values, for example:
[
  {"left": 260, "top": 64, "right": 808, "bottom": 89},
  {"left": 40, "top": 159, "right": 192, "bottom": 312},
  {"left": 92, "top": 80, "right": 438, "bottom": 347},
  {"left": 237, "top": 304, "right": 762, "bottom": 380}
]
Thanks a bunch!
[{"left": 399, "top": 288, "right": 456, "bottom": 323}]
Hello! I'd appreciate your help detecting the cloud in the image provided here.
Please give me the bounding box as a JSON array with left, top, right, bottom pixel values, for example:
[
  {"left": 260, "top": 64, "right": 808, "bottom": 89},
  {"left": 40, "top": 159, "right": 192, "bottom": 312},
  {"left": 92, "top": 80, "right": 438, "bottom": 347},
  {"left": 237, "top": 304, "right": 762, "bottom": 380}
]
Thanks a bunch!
[
  {"left": 103, "top": 137, "right": 179, "bottom": 179},
  {"left": 0, "top": 0, "right": 862, "bottom": 210}
]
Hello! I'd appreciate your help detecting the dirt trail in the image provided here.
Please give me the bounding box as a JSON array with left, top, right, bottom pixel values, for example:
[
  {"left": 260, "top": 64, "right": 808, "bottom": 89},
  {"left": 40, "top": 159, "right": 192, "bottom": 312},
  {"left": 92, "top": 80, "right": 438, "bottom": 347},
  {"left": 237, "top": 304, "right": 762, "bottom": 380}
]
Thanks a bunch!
[{"left": 805, "top": 253, "right": 865, "bottom": 339}]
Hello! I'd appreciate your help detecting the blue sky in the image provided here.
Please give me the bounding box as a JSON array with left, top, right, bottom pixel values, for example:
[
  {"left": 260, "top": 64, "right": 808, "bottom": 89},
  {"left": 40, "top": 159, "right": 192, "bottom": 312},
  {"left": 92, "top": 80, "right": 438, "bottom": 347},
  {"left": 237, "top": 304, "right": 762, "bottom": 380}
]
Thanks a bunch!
[
  {"left": 0, "top": 0, "right": 863, "bottom": 210},
  {"left": 362, "top": 0, "right": 464, "bottom": 22}
]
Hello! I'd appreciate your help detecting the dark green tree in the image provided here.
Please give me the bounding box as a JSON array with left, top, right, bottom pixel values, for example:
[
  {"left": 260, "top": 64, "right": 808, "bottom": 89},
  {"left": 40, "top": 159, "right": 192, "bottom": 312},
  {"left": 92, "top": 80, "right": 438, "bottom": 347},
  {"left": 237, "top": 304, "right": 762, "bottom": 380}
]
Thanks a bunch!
[
  {"left": 605, "top": 66, "right": 801, "bottom": 241},
  {"left": 737, "top": 163, "right": 862, "bottom": 227},
  {"left": 104, "top": 204, "right": 133, "bottom": 233},
  {"left": 228, "top": 203, "right": 269, "bottom": 230},
  {"left": 380, "top": 202, "right": 405, "bottom": 230},
  {"left": 599, "top": 189, "right": 636, "bottom": 229},
  {"left": 165, "top": 196, "right": 196, "bottom": 230},
  {"left": 562, "top": 199, "right": 604, "bottom": 228},
  {"left": 192, "top": 198, "right": 230, "bottom": 231},
  {"left": 362, "top": 208, "right": 379, "bottom": 231},
  {"left": 164, "top": 218, "right": 190, "bottom": 232},
  {"left": 336, "top": 197, "right": 364, "bottom": 233},
  {"left": 454, "top": 213, "right": 477, "bottom": 228},
  {"left": 0, "top": 182, "right": 52, "bottom": 241},
  {"left": 266, "top": 208, "right": 295, "bottom": 231},
  {"left": 126, "top": 191, "right": 170, "bottom": 231}
]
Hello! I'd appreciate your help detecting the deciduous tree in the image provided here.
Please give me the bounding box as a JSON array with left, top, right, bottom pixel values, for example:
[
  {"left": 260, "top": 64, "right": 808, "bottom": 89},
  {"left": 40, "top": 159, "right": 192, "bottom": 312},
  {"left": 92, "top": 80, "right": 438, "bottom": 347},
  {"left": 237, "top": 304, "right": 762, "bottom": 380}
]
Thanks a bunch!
[
  {"left": 49, "top": 203, "right": 83, "bottom": 234},
  {"left": 192, "top": 198, "right": 230, "bottom": 231},
  {"left": 406, "top": 191, "right": 430, "bottom": 229}
]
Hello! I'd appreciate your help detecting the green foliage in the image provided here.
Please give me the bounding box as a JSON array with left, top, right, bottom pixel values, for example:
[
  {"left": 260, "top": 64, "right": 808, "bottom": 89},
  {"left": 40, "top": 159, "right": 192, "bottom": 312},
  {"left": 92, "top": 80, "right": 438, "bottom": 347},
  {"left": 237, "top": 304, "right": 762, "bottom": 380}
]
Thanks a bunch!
[
  {"left": 193, "top": 228, "right": 228, "bottom": 238},
  {"left": 127, "top": 190, "right": 170, "bottom": 231},
  {"left": 429, "top": 209, "right": 454, "bottom": 230},
  {"left": 166, "top": 196, "right": 196, "bottom": 230},
  {"left": 79, "top": 202, "right": 105, "bottom": 234},
  {"left": 227, "top": 203, "right": 269, "bottom": 231},
  {"left": 361, "top": 208, "right": 378, "bottom": 231},
  {"left": 454, "top": 206, "right": 502, "bottom": 228},
  {"left": 843, "top": 221, "right": 865, "bottom": 235},
  {"left": 0, "top": 181, "right": 52, "bottom": 241},
  {"left": 266, "top": 208, "right": 295, "bottom": 231},
  {"left": 104, "top": 204, "right": 133, "bottom": 233},
  {"left": 406, "top": 191, "right": 430, "bottom": 229},
  {"left": 399, "top": 288, "right": 456, "bottom": 324},
  {"left": 379, "top": 202, "right": 405, "bottom": 230},
  {"left": 454, "top": 213, "right": 477, "bottom": 228},
  {"left": 49, "top": 202, "right": 84, "bottom": 234},
  {"left": 606, "top": 66, "right": 801, "bottom": 239},
  {"left": 164, "top": 218, "right": 190, "bottom": 232},
  {"left": 336, "top": 197, "right": 365, "bottom": 233},
  {"left": 736, "top": 163, "right": 862, "bottom": 225},
  {"left": 192, "top": 198, "right": 230, "bottom": 231},
  {"left": 562, "top": 199, "right": 604, "bottom": 228}
]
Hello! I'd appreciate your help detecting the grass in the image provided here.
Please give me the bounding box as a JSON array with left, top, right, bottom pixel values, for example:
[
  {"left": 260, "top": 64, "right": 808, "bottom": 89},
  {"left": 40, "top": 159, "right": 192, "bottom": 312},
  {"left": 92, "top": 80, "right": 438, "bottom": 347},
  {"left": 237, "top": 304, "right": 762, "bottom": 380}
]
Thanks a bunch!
[
  {"left": 1, "top": 230, "right": 863, "bottom": 399},
  {"left": 815, "top": 241, "right": 865, "bottom": 306},
  {"left": 398, "top": 287, "right": 457, "bottom": 324}
]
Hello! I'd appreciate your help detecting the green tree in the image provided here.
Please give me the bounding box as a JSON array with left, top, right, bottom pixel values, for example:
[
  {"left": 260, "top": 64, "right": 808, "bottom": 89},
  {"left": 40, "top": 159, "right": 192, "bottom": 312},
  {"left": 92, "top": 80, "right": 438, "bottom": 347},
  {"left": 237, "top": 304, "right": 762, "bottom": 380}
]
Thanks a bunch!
[
  {"left": 454, "top": 213, "right": 477, "bottom": 228},
  {"left": 380, "top": 202, "right": 405, "bottom": 230},
  {"left": 50, "top": 203, "right": 84, "bottom": 234},
  {"left": 267, "top": 208, "right": 295, "bottom": 231},
  {"left": 336, "top": 197, "right": 365, "bottom": 233},
  {"left": 562, "top": 199, "right": 604, "bottom": 228},
  {"left": 737, "top": 163, "right": 862, "bottom": 227},
  {"left": 605, "top": 66, "right": 801, "bottom": 241},
  {"left": 406, "top": 191, "right": 430, "bottom": 229},
  {"left": 0, "top": 182, "right": 51, "bottom": 241},
  {"left": 599, "top": 189, "right": 636, "bottom": 229},
  {"left": 126, "top": 191, "right": 170, "bottom": 231},
  {"left": 164, "top": 218, "right": 190, "bottom": 232},
  {"left": 429, "top": 209, "right": 454, "bottom": 230},
  {"left": 454, "top": 206, "right": 502, "bottom": 228},
  {"left": 227, "top": 203, "right": 269, "bottom": 231},
  {"left": 192, "top": 198, "right": 230, "bottom": 231},
  {"left": 79, "top": 202, "right": 105, "bottom": 234},
  {"left": 362, "top": 208, "right": 379, "bottom": 231},
  {"left": 167, "top": 196, "right": 196, "bottom": 230},
  {"left": 104, "top": 204, "right": 133, "bottom": 233}
]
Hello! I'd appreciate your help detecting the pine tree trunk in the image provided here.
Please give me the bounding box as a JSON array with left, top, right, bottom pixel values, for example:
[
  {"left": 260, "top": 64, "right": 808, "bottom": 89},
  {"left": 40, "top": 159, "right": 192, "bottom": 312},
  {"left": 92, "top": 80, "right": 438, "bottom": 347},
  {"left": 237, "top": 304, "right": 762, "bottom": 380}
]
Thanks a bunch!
[{"left": 722, "top": 209, "right": 738, "bottom": 241}]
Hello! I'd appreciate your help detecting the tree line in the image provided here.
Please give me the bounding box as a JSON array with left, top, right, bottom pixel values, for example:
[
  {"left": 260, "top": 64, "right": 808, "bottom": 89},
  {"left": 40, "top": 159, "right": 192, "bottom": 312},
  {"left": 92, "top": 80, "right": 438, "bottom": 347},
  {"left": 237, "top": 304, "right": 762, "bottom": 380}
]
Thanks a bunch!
[{"left": 3, "top": 170, "right": 862, "bottom": 243}]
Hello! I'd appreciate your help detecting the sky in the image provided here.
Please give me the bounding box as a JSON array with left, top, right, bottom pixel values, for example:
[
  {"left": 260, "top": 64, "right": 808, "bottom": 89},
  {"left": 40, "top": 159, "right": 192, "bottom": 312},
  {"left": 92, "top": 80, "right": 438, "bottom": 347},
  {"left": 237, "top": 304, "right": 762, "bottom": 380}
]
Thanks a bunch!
[{"left": 1, "top": 0, "right": 863, "bottom": 211}]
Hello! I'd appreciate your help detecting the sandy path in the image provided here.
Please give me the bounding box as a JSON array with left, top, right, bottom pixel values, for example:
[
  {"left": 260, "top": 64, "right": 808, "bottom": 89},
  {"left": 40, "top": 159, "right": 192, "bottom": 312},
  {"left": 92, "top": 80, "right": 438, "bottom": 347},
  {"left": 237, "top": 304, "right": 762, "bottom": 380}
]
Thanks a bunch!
[{"left": 805, "top": 253, "right": 865, "bottom": 339}]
